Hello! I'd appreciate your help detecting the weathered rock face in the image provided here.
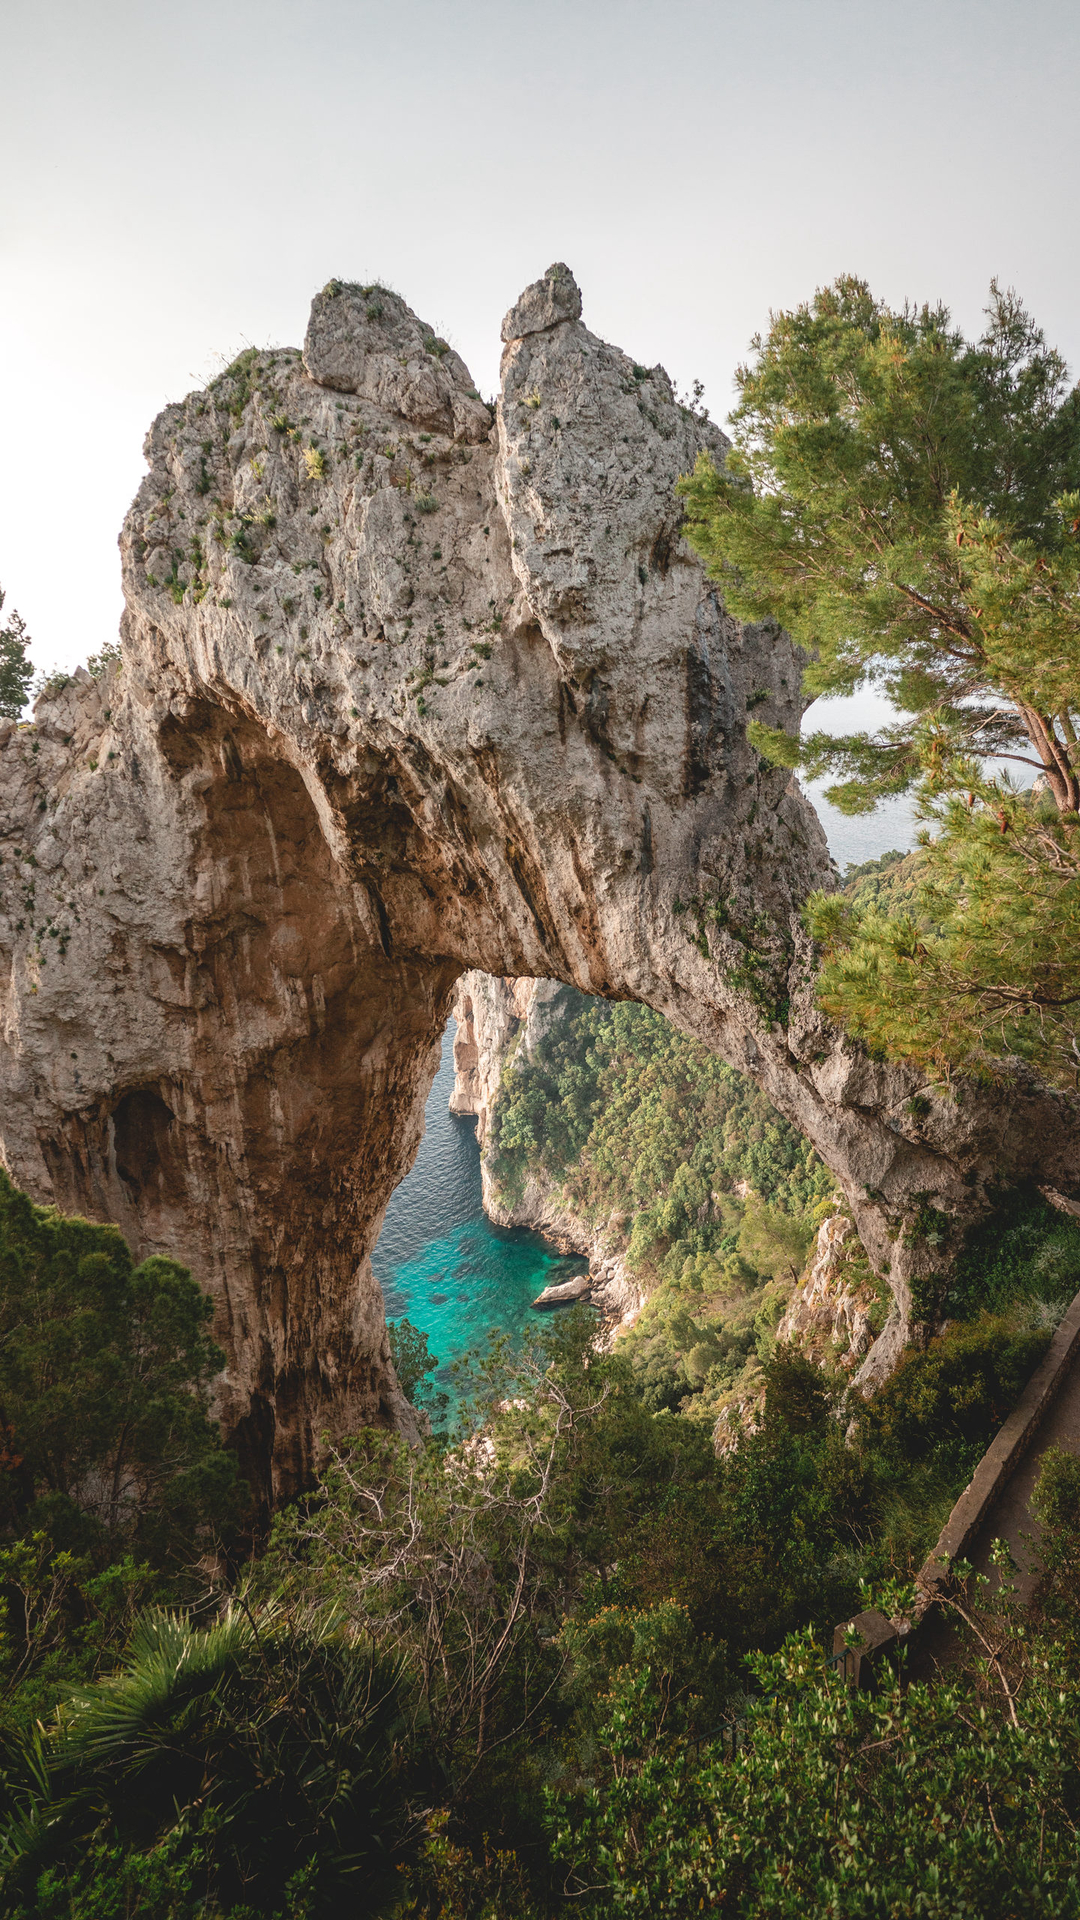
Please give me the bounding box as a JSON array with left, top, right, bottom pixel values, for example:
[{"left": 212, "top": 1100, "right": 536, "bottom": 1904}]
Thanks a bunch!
[
  {"left": 777, "top": 1214, "right": 879, "bottom": 1372},
  {"left": 1, "top": 264, "right": 1078, "bottom": 1500},
  {"left": 449, "top": 973, "right": 562, "bottom": 1146}
]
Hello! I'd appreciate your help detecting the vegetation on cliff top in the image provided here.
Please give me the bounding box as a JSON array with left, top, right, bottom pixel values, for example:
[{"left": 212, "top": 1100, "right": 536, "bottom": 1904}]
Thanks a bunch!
[{"left": 0, "top": 589, "right": 34, "bottom": 719}]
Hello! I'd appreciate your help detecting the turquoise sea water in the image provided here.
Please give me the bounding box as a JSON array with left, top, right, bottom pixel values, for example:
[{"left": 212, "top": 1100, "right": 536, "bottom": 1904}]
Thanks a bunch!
[
  {"left": 805, "top": 783, "right": 918, "bottom": 873},
  {"left": 370, "top": 1031, "right": 584, "bottom": 1396}
]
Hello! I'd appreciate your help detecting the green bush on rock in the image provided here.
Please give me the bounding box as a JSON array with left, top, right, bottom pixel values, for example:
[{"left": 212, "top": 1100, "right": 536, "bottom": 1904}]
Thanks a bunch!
[{"left": 0, "top": 1171, "right": 241, "bottom": 1749}]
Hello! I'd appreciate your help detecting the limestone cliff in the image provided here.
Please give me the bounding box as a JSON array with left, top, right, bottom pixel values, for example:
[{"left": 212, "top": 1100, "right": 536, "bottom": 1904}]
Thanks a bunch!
[
  {"left": 449, "top": 973, "right": 561, "bottom": 1147},
  {"left": 777, "top": 1214, "right": 879, "bottom": 1372},
  {"left": 0, "top": 263, "right": 1077, "bottom": 1500}
]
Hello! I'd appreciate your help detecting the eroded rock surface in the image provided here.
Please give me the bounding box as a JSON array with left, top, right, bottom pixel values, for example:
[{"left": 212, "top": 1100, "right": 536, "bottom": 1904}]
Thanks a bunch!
[
  {"left": 777, "top": 1214, "right": 879, "bottom": 1372},
  {"left": 1, "top": 265, "right": 1078, "bottom": 1498},
  {"left": 449, "top": 973, "right": 561, "bottom": 1146}
]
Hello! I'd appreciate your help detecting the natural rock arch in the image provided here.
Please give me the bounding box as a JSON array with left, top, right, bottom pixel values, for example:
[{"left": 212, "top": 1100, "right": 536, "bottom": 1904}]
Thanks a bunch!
[{"left": 1, "top": 265, "right": 1077, "bottom": 1502}]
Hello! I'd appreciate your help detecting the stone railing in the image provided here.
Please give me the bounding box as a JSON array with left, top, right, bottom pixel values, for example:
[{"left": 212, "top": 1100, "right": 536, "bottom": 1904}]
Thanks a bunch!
[{"left": 835, "top": 1282, "right": 1080, "bottom": 1686}]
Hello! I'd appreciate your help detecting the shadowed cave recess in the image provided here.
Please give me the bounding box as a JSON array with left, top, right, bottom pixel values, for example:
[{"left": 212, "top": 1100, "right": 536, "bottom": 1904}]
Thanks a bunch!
[{"left": 1, "top": 262, "right": 1078, "bottom": 1506}]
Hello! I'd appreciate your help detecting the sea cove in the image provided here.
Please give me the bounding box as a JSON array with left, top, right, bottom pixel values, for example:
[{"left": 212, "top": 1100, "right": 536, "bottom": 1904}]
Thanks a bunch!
[
  {"left": 369, "top": 793, "right": 914, "bottom": 1384},
  {"left": 371, "top": 1027, "right": 585, "bottom": 1392}
]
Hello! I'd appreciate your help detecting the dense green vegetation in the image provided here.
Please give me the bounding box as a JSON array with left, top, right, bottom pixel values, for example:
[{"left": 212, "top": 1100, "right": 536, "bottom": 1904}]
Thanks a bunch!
[
  {"left": 489, "top": 992, "right": 840, "bottom": 1425},
  {"left": 486, "top": 986, "right": 1080, "bottom": 1459},
  {"left": 490, "top": 993, "right": 831, "bottom": 1228},
  {"left": 544, "top": 1600, "right": 1080, "bottom": 1918},
  {"left": 0, "top": 1171, "right": 240, "bottom": 1748},
  {"left": 4, "top": 1606, "right": 410, "bottom": 1918},
  {"left": 5, "top": 1273, "right": 1080, "bottom": 1916},
  {"left": 0, "top": 1172, "right": 237, "bottom": 1567},
  {"left": 0, "top": 1064, "right": 1075, "bottom": 1915},
  {"left": 680, "top": 278, "right": 1080, "bottom": 1083}
]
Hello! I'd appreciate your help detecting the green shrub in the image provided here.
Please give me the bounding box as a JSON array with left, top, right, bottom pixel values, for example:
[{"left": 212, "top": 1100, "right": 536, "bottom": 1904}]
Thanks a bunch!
[
  {"left": 0, "top": 1170, "right": 238, "bottom": 1566},
  {"left": 387, "top": 1316, "right": 448, "bottom": 1434},
  {"left": 544, "top": 1626, "right": 1080, "bottom": 1917},
  {"left": 948, "top": 1187, "right": 1080, "bottom": 1319},
  {"left": 85, "top": 641, "right": 121, "bottom": 679},
  {"left": 558, "top": 1599, "right": 728, "bottom": 1750},
  {"left": 855, "top": 1312, "right": 1051, "bottom": 1480},
  {"left": 1, "top": 1604, "right": 409, "bottom": 1918},
  {"left": 1033, "top": 1446, "right": 1080, "bottom": 1536}
]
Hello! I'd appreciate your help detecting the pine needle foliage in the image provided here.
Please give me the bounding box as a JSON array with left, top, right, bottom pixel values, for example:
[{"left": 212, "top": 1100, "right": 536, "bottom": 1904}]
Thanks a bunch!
[
  {"left": 0, "top": 1170, "right": 237, "bottom": 1561},
  {"left": 679, "top": 275, "right": 1080, "bottom": 812},
  {"left": 0, "top": 590, "right": 34, "bottom": 721},
  {"left": 809, "top": 788, "right": 1080, "bottom": 1083},
  {"left": 679, "top": 278, "right": 1080, "bottom": 1081}
]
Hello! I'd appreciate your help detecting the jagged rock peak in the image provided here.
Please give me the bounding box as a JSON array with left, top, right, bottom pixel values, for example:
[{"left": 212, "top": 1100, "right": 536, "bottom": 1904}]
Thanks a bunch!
[
  {"left": 304, "top": 276, "right": 490, "bottom": 443},
  {"left": 501, "top": 262, "right": 582, "bottom": 343}
]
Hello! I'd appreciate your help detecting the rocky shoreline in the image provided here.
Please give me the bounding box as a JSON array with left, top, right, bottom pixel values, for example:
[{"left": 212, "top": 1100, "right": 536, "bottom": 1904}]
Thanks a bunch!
[
  {"left": 449, "top": 969, "right": 896, "bottom": 1381},
  {"left": 484, "top": 1166, "right": 645, "bottom": 1340},
  {"left": 450, "top": 973, "right": 645, "bottom": 1341}
]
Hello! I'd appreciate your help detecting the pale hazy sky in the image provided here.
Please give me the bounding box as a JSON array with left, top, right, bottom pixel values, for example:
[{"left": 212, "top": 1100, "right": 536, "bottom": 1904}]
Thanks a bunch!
[{"left": 3, "top": 0, "right": 1079, "bottom": 679}]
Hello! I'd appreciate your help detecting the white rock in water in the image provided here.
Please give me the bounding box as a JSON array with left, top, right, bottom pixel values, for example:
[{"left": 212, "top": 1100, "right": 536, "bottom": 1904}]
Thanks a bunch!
[{"left": 531, "top": 1273, "right": 592, "bottom": 1310}]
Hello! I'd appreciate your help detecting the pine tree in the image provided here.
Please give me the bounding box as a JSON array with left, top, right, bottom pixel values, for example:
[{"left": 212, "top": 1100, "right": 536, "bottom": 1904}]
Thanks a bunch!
[
  {"left": 0, "top": 588, "right": 34, "bottom": 720},
  {"left": 0, "top": 1170, "right": 237, "bottom": 1561},
  {"left": 680, "top": 278, "right": 1080, "bottom": 1083},
  {"left": 809, "top": 788, "right": 1080, "bottom": 1085},
  {"left": 680, "top": 277, "right": 1080, "bottom": 812}
]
